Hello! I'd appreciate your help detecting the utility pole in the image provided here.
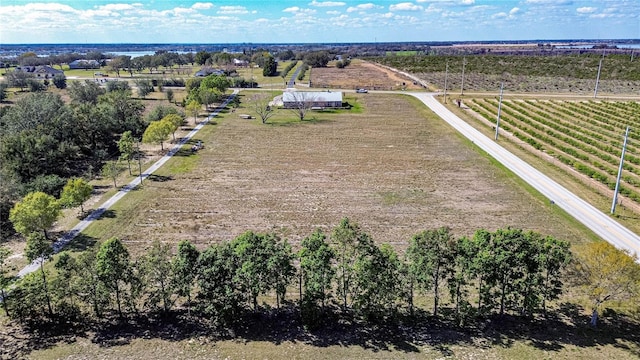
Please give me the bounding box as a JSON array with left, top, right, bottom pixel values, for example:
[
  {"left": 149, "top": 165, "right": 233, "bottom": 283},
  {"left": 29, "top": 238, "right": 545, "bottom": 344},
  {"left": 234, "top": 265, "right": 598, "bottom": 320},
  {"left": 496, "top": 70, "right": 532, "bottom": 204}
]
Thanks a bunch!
[
  {"left": 443, "top": 62, "right": 449, "bottom": 104},
  {"left": 494, "top": 82, "right": 504, "bottom": 141},
  {"left": 594, "top": 53, "right": 604, "bottom": 98},
  {"left": 460, "top": 56, "right": 466, "bottom": 95},
  {"left": 611, "top": 126, "right": 631, "bottom": 214}
]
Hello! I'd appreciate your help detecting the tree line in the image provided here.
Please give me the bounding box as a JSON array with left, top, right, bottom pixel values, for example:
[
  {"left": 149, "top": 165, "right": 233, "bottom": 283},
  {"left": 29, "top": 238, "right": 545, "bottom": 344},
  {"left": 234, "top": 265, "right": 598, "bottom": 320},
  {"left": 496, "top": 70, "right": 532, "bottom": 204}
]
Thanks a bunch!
[{"left": 2, "top": 218, "right": 637, "bottom": 331}]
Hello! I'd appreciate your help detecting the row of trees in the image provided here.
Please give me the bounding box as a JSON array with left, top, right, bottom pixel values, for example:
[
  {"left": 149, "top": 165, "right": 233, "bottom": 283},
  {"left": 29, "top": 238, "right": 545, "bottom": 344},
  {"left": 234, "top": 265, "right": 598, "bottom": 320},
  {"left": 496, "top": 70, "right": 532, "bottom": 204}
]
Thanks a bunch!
[{"left": 6, "top": 219, "right": 636, "bottom": 330}]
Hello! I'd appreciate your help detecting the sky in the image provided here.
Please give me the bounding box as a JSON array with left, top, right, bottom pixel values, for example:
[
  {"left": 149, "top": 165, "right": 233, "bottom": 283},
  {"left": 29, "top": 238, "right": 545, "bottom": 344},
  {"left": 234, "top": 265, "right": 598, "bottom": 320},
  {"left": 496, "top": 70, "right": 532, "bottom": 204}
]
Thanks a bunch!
[{"left": 0, "top": 0, "right": 638, "bottom": 44}]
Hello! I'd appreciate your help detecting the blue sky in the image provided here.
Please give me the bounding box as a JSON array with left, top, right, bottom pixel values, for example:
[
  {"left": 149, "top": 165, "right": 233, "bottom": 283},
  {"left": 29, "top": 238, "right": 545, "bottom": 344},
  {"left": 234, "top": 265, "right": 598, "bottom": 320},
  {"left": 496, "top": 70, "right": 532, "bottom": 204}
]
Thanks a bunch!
[{"left": 0, "top": 0, "right": 638, "bottom": 44}]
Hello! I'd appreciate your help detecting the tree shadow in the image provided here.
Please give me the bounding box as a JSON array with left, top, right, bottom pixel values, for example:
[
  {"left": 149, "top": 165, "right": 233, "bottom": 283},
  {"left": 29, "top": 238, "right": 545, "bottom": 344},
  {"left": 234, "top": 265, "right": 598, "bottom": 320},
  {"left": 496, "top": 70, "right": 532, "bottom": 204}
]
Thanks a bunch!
[
  {"left": 4, "top": 303, "right": 640, "bottom": 359},
  {"left": 63, "top": 233, "right": 99, "bottom": 252},
  {"left": 147, "top": 174, "right": 173, "bottom": 182}
]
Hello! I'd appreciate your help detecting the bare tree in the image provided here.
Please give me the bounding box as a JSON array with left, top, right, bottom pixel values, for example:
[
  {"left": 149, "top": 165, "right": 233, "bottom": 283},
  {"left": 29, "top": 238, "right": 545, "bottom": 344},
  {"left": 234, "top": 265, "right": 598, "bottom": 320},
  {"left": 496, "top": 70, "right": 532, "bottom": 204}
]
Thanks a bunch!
[
  {"left": 286, "top": 91, "right": 313, "bottom": 121},
  {"left": 250, "top": 93, "right": 277, "bottom": 124}
]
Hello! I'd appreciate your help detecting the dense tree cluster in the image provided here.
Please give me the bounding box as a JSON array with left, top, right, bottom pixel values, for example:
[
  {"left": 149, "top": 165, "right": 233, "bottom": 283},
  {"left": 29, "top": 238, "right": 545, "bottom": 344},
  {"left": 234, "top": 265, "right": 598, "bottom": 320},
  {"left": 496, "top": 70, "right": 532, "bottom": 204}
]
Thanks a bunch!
[
  {"left": 0, "top": 89, "right": 145, "bottom": 237},
  {"left": 1, "top": 219, "right": 589, "bottom": 331}
]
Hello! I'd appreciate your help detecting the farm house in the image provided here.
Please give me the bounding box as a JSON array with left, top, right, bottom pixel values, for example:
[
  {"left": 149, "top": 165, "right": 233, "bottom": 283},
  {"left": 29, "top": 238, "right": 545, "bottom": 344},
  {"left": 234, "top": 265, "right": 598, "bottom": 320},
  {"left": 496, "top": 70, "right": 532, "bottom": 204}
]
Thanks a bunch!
[{"left": 282, "top": 90, "right": 343, "bottom": 109}]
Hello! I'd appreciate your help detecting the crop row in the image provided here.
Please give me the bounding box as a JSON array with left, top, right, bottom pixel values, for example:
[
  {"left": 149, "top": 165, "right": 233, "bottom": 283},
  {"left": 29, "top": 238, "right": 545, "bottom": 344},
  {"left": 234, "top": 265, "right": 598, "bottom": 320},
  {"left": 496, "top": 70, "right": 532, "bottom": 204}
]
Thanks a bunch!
[{"left": 466, "top": 99, "right": 640, "bottom": 203}]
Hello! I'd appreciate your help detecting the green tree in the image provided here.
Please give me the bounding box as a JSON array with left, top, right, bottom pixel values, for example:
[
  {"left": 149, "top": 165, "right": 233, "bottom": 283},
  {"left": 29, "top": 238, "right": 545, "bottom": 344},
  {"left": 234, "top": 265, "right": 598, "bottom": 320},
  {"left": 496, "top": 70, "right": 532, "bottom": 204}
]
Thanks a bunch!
[
  {"left": 262, "top": 55, "right": 277, "bottom": 76},
  {"left": 27, "top": 79, "right": 46, "bottom": 92},
  {"left": 198, "top": 88, "right": 218, "bottom": 111},
  {"left": 197, "top": 242, "right": 244, "bottom": 324},
  {"left": 8, "top": 272, "right": 49, "bottom": 321},
  {"left": 96, "top": 237, "right": 131, "bottom": 318},
  {"left": 25, "top": 232, "right": 55, "bottom": 317},
  {"left": 161, "top": 113, "right": 184, "bottom": 142},
  {"left": 52, "top": 251, "right": 80, "bottom": 316},
  {"left": 0, "top": 246, "right": 12, "bottom": 316},
  {"left": 76, "top": 247, "right": 109, "bottom": 318},
  {"left": 194, "top": 50, "right": 211, "bottom": 65},
  {"left": 0, "top": 83, "right": 8, "bottom": 101},
  {"left": 299, "top": 229, "right": 335, "bottom": 312},
  {"left": 9, "top": 191, "right": 61, "bottom": 240},
  {"left": 331, "top": 218, "right": 366, "bottom": 311},
  {"left": 106, "top": 80, "right": 131, "bottom": 92},
  {"left": 99, "top": 89, "right": 146, "bottom": 138},
  {"left": 142, "top": 120, "right": 172, "bottom": 151},
  {"left": 572, "top": 241, "right": 640, "bottom": 327},
  {"left": 52, "top": 73, "right": 67, "bottom": 89},
  {"left": 537, "top": 235, "right": 571, "bottom": 316},
  {"left": 171, "top": 240, "right": 199, "bottom": 316},
  {"left": 268, "top": 238, "right": 295, "bottom": 309},
  {"left": 134, "top": 78, "right": 154, "bottom": 99},
  {"left": 185, "top": 99, "right": 201, "bottom": 124},
  {"left": 68, "top": 80, "right": 105, "bottom": 105},
  {"left": 4, "top": 69, "right": 33, "bottom": 91},
  {"left": 101, "top": 160, "right": 122, "bottom": 188},
  {"left": 355, "top": 242, "right": 402, "bottom": 320},
  {"left": 406, "top": 227, "right": 452, "bottom": 317},
  {"left": 231, "top": 231, "right": 276, "bottom": 311},
  {"left": 444, "top": 236, "right": 477, "bottom": 320},
  {"left": 59, "top": 177, "right": 93, "bottom": 214},
  {"left": 118, "top": 131, "right": 136, "bottom": 175},
  {"left": 142, "top": 240, "right": 173, "bottom": 313},
  {"left": 303, "top": 51, "right": 331, "bottom": 67},
  {"left": 200, "top": 74, "right": 231, "bottom": 93},
  {"left": 165, "top": 88, "right": 174, "bottom": 103}
]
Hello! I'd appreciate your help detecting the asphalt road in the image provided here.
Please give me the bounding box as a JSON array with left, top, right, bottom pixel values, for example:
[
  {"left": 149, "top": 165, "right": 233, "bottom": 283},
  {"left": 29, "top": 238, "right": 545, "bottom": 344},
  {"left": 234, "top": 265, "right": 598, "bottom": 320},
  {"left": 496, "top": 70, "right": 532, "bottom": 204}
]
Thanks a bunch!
[{"left": 409, "top": 92, "right": 640, "bottom": 257}]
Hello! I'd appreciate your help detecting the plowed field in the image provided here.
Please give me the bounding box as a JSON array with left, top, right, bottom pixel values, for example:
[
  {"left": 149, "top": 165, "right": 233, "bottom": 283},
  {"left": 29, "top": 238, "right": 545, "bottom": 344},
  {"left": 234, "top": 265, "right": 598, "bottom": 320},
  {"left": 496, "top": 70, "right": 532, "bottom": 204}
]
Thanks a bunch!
[{"left": 85, "top": 92, "right": 595, "bottom": 254}]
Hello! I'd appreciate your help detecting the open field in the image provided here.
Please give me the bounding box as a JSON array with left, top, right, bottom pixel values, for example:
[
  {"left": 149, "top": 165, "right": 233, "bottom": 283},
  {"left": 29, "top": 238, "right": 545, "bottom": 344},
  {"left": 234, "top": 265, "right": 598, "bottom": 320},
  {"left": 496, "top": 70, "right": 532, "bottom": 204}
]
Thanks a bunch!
[
  {"left": 78, "top": 92, "right": 597, "bottom": 256},
  {"left": 310, "top": 59, "right": 424, "bottom": 91}
]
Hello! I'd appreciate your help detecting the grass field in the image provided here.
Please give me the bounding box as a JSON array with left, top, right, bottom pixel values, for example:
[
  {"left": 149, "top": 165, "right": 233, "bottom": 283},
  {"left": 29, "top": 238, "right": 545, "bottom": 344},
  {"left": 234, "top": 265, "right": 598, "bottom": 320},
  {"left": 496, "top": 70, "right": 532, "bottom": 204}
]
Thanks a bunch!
[{"left": 76, "top": 92, "right": 598, "bottom": 257}]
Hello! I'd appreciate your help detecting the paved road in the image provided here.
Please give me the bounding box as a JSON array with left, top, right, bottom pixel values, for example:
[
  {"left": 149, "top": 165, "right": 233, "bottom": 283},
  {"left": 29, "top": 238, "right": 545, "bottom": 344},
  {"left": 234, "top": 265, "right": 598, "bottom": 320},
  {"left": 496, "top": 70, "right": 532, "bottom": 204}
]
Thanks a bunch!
[
  {"left": 408, "top": 92, "right": 640, "bottom": 257},
  {"left": 287, "top": 62, "right": 302, "bottom": 88},
  {"left": 16, "top": 90, "right": 240, "bottom": 278}
]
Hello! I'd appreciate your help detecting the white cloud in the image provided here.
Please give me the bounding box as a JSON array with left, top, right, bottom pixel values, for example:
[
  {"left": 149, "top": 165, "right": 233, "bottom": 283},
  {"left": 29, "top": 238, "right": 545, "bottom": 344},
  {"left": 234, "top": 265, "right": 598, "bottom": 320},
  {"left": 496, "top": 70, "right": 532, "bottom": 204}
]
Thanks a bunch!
[
  {"left": 218, "top": 6, "right": 249, "bottom": 14},
  {"left": 326, "top": 10, "right": 341, "bottom": 15},
  {"left": 347, "top": 3, "right": 382, "bottom": 12},
  {"left": 97, "top": 3, "right": 142, "bottom": 11},
  {"left": 390, "top": 3, "right": 424, "bottom": 11},
  {"left": 509, "top": 7, "right": 519, "bottom": 16},
  {"left": 283, "top": 6, "right": 301, "bottom": 13},
  {"left": 524, "top": 0, "right": 573, "bottom": 4},
  {"left": 576, "top": 7, "right": 596, "bottom": 14},
  {"left": 192, "top": 2, "right": 214, "bottom": 10},
  {"left": 309, "top": 1, "right": 346, "bottom": 7},
  {"left": 461, "top": 0, "right": 475, "bottom": 4}
]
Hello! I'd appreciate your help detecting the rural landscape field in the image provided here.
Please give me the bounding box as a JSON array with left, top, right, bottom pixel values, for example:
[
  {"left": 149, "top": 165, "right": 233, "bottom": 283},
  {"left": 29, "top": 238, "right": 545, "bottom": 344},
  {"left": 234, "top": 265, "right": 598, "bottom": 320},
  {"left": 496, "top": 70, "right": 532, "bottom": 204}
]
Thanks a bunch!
[{"left": 1, "top": 44, "right": 640, "bottom": 360}]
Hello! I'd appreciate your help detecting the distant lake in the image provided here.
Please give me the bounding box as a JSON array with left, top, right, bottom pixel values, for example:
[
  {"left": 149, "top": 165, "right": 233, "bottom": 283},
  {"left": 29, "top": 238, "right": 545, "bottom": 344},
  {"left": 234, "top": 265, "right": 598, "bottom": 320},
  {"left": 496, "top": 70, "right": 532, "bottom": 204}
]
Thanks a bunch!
[{"left": 108, "top": 50, "right": 191, "bottom": 58}]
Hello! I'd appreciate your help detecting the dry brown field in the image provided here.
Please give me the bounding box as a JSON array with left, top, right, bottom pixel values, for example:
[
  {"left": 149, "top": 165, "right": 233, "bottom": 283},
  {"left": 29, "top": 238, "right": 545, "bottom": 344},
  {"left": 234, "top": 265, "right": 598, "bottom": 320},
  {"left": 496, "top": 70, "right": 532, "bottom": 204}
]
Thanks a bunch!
[
  {"left": 310, "top": 60, "right": 424, "bottom": 91},
  {"left": 80, "top": 91, "right": 596, "bottom": 255}
]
